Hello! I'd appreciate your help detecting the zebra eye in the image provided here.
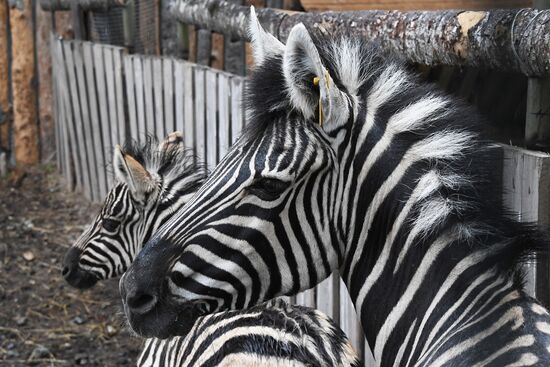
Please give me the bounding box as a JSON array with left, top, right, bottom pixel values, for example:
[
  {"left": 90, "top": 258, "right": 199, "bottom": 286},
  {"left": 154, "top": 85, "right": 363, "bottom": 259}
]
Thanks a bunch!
[
  {"left": 247, "top": 177, "right": 288, "bottom": 200},
  {"left": 102, "top": 218, "right": 120, "bottom": 232}
]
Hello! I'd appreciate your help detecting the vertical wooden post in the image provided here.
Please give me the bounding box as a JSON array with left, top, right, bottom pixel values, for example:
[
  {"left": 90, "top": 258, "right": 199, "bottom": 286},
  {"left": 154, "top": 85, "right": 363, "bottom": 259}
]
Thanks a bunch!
[
  {"left": 9, "top": 0, "right": 39, "bottom": 165},
  {"left": 224, "top": 0, "right": 245, "bottom": 76},
  {"left": 525, "top": 0, "right": 550, "bottom": 148},
  {"left": 122, "top": 0, "right": 136, "bottom": 50},
  {"left": 70, "top": 2, "right": 87, "bottom": 40},
  {"left": 36, "top": 1, "right": 55, "bottom": 162},
  {"left": 0, "top": 1, "right": 10, "bottom": 154}
]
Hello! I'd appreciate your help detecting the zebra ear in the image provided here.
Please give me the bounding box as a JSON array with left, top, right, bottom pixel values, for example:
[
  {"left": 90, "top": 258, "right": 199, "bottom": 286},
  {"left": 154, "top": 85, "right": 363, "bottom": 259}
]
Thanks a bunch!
[
  {"left": 158, "top": 131, "right": 185, "bottom": 151},
  {"left": 113, "top": 145, "right": 156, "bottom": 200},
  {"left": 283, "top": 23, "right": 349, "bottom": 128},
  {"left": 249, "top": 6, "right": 284, "bottom": 66}
]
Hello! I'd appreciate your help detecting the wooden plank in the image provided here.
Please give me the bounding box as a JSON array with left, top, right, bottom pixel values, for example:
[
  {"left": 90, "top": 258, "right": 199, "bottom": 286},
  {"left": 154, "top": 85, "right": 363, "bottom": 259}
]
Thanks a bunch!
[
  {"left": 340, "top": 278, "right": 365, "bottom": 361},
  {"left": 218, "top": 73, "right": 230, "bottom": 160},
  {"left": 104, "top": 47, "right": 119, "bottom": 166},
  {"left": 316, "top": 273, "right": 339, "bottom": 321},
  {"left": 133, "top": 56, "right": 146, "bottom": 140},
  {"left": 94, "top": 43, "right": 114, "bottom": 188},
  {"left": 143, "top": 57, "right": 155, "bottom": 139},
  {"left": 163, "top": 58, "right": 175, "bottom": 135},
  {"left": 124, "top": 55, "right": 139, "bottom": 143},
  {"left": 153, "top": 57, "right": 165, "bottom": 140},
  {"left": 52, "top": 37, "right": 73, "bottom": 187},
  {"left": 300, "top": 0, "right": 532, "bottom": 11},
  {"left": 64, "top": 41, "right": 92, "bottom": 198},
  {"left": 83, "top": 42, "right": 108, "bottom": 199},
  {"left": 194, "top": 67, "right": 207, "bottom": 163},
  {"left": 183, "top": 62, "right": 195, "bottom": 153},
  {"left": 295, "top": 288, "right": 316, "bottom": 308},
  {"left": 72, "top": 41, "right": 99, "bottom": 201},
  {"left": 174, "top": 60, "right": 185, "bottom": 135},
  {"left": 230, "top": 77, "right": 244, "bottom": 144},
  {"left": 211, "top": 32, "right": 224, "bottom": 70},
  {"left": 113, "top": 48, "right": 126, "bottom": 144},
  {"left": 206, "top": 70, "right": 218, "bottom": 169}
]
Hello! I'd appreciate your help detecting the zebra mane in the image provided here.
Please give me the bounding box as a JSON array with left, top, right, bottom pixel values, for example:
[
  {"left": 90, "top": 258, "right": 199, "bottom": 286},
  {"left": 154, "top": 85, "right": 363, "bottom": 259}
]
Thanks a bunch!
[
  {"left": 243, "top": 32, "right": 550, "bottom": 283},
  {"left": 119, "top": 135, "right": 206, "bottom": 184}
]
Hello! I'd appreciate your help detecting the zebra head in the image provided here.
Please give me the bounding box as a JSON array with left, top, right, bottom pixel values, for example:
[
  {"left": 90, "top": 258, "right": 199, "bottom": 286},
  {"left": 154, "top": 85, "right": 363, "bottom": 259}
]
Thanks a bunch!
[
  {"left": 62, "top": 133, "right": 205, "bottom": 289},
  {"left": 120, "top": 9, "right": 360, "bottom": 338}
]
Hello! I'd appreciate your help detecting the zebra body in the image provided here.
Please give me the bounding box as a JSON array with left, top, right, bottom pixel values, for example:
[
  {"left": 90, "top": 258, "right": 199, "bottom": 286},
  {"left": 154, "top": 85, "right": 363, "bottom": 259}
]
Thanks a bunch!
[
  {"left": 138, "top": 299, "right": 358, "bottom": 367},
  {"left": 120, "top": 9, "right": 550, "bottom": 366},
  {"left": 63, "top": 133, "right": 358, "bottom": 367}
]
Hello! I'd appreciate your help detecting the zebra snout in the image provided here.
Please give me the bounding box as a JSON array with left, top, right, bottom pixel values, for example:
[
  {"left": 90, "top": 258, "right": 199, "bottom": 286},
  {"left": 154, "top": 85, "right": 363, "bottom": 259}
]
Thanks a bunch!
[
  {"left": 126, "top": 291, "right": 158, "bottom": 315},
  {"left": 121, "top": 270, "right": 160, "bottom": 315},
  {"left": 62, "top": 247, "right": 99, "bottom": 289}
]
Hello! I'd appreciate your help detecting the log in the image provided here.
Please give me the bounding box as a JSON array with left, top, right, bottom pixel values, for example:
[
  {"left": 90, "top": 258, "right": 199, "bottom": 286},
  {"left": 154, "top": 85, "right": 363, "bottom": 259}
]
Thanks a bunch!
[
  {"left": 40, "top": 0, "right": 127, "bottom": 11},
  {"left": 0, "top": 0, "right": 10, "bottom": 153},
  {"left": 172, "top": 0, "right": 550, "bottom": 76},
  {"left": 300, "top": 0, "right": 532, "bottom": 11},
  {"left": 10, "top": 0, "right": 39, "bottom": 165},
  {"left": 36, "top": 1, "right": 55, "bottom": 161}
]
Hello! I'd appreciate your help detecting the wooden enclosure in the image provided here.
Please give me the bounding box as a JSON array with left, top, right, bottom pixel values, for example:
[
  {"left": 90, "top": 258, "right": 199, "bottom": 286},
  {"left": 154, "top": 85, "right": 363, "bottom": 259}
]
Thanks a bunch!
[{"left": 300, "top": 0, "right": 532, "bottom": 11}]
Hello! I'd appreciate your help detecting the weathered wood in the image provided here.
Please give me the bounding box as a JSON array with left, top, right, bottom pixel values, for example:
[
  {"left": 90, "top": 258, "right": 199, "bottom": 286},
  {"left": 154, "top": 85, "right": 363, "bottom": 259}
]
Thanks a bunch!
[
  {"left": 340, "top": 279, "right": 365, "bottom": 361},
  {"left": 188, "top": 25, "right": 198, "bottom": 62},
  {"left": 230, "top": 77, "right": 244, "bottom": 143},
  {"left": 316, "top": 273, "right": 339, "bottom": 321},
  {"left": 83, "top": 42, "right": 108, "bottom": 198},
  {"left": 183, "top": 62, "right": 195, "bottom": 153},
  {"left": 163, "top": 58, "right": 175, "bottom": 134},
  {"left": 196, "top": 29, "right": 212, "bottom": 66},
  {"left": 73, "top": 41, "right": 100, "bottom": 200},
  {"left": 40, "top": 0, "right": 127, "bottom": 11},
  {"left": 525, "top": 0, "right": 550, "bottom": 148},
  {"left": 104, "top": 48, "right": 120, "bottom": 164},
  {"left": 296, "top": 288, "right": 316, "bottom": 308},
  {"left": 174, "top": 60, "right": 186, "bottom": 135},
  {"left": 0, "top": 0, "right": 10, "bottom": 153},
  {"left": 143, "top": 58, "right": 155, "bottom": 138},
  {"left": 10, "top": 0, "right": 39, "bottom": 165},
  {"left": 206, "top": 71, "right": 218, "bottom": 168},
  {"left": 218, "top": 73, "right": 230, "bottom": 159},
  {"left": 502, "top": 145, "right": 550, "bottom": 306},
  {"left": 153, "top": 57, "right": 165, "bottom": 140},
  {"left": 195, "top": 67, "right": 207, "bottom": 162},
  {"left": 160, "top": 0, "right": 184, "bottom": 57},
  {"left": 93, "top": 43, "right": 114, "bottom": 187},
  {"left": 133, "top": 56, "right": 146, "bottom": 139},
  {"left": 300, "top": 0, "right": 531, "bottom": 11},
  {"left": 36, "top": 1, "right": 56, "bottom": 162},
  {"left": 211, "top": 32, "right": 225, "bottom": 70},
  {"left": 124, "top": 56, "right": 139, "bottom": 142},
  {"left": 172, "top": 0, "right": 550, "bottom": 76},
  {"left": 113, "top": 49, "right": 126, "bottom": 144}
]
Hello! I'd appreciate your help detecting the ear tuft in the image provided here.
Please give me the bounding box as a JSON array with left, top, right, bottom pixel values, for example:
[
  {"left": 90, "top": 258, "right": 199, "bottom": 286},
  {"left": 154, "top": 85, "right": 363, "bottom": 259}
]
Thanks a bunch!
[
  {"left": 159, "top": 131, "right": 185, "bottom": 151},
  {"left": 249, "top": 6, "right": 284, "bottom": 66},
  {"left": 113, "top": 145, "right": 156, "bottom": 201}
]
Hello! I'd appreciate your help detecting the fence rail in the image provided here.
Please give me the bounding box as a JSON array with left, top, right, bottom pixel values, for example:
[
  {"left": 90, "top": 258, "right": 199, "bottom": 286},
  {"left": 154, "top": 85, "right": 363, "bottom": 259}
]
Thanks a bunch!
[{"left": 51, "top": 35, "right": 550, "bottom": 366}]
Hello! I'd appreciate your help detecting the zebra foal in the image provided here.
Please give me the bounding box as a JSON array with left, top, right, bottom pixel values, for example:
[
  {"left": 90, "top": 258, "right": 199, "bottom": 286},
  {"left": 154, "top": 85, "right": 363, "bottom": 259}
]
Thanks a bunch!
[
  {"left": 62, "top": 133, "right": 359, "bottom": 367},
  {"left": 121, "top": 8, "right": 550, "bottom": 367}
]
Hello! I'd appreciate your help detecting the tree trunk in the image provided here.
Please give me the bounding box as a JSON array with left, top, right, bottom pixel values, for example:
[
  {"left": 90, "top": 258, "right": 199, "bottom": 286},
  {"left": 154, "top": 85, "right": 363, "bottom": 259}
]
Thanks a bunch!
[
  {"left": 172, "top": 0, "right": 550, "bottom": 76},
  {"left": 10, "top": 0, "right": 39, "bottom": 165},
  {"left": 0, "top": 1, "right": 10, "bottom": 154},
  {"left": 40, "top": 0, "right": 127, "bottom": 11},
  {"left": 36, "top": 3, "right": 55, "bottom": 162}
]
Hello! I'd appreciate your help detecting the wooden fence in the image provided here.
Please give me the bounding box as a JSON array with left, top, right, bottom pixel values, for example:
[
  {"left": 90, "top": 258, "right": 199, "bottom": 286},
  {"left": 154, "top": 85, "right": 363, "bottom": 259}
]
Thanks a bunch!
[{"left": 51, "top": 36, "right": 550, "bottom": 365}]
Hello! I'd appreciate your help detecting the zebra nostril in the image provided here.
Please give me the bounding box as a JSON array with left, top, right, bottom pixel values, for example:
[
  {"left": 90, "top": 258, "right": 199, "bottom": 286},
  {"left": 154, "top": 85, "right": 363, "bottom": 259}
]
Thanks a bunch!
[{"left": 127, "top": 293, "right": 158, "bottom": 314}]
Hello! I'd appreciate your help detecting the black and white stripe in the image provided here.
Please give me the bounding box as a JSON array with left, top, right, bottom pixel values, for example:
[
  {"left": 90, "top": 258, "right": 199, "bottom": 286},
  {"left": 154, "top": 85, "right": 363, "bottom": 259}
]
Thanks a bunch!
[
  {"left": 62, "top": 134, "right": 205, "bottom": 289},
  {"left": 121, "top": 9, "right": 550, "bottom": 366},
  {"left": 138, "top": 299, "right": 358, "bottom": 367}
]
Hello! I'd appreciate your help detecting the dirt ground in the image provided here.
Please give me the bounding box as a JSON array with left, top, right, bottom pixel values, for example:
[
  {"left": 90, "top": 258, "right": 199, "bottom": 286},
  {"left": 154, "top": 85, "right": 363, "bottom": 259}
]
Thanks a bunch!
[{"left": 0, "top": 166, "right": 142, "bottom": 366}]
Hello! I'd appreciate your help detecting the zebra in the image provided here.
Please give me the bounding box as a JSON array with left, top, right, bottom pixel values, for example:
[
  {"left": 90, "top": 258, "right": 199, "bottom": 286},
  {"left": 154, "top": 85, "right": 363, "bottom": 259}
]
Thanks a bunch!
[
  {"left": 62, "top": 132, "right": 206, "bottom": 289},
  {"left": 120, "top": 8, "right": 550, "bottom": 366},
  {"left": 138, "top": 298, "right": 359, "bottom": 367},
  {"left": 62, "top": 133, "right": 359, "bottom": 367}
]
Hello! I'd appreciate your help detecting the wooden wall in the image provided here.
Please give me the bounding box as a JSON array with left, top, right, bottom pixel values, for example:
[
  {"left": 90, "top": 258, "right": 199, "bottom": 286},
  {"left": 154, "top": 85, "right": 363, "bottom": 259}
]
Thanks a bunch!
[{"left": 300, "top": 0, "right": 532, "bottom": 11}]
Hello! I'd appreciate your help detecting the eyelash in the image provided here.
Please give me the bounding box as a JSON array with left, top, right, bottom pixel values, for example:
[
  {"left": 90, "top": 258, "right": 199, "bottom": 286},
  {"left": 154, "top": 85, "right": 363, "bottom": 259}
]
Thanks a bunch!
[{"left": 247, "top": 178, "right": 288, "bottom": 200}]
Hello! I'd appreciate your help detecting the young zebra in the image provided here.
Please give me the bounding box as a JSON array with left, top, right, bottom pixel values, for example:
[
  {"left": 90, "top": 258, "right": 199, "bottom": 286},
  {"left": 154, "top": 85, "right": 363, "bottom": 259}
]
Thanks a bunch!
[
  {"left": 139, "top": 298, "right": 359, "bottom": 367},
  {"left": 62, "top": 133, "right": 205, "bottom": 289},
  {"left": 62, "top": 133, "right": 359, "bottom": 367},
  {"left": 121, "top": 8, "right": 550, "bottom": 367}
]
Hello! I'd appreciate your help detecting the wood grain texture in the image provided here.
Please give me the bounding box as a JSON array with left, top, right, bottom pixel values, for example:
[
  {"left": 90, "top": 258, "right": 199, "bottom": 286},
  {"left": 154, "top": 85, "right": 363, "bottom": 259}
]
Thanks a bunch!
[
  {"left": 0, "top": 0, "right": 10, "bottom": 153},
  {"left": 10, "top": 0, "right": 39, "bottom": 165},
  {"left": 300, "top": 0, "right": 531, "bottom": 11}
]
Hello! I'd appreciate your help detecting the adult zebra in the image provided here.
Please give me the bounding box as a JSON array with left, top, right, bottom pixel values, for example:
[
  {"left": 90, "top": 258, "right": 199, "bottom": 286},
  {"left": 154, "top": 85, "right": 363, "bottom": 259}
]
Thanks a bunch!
[
  {"left": 121, "top": 8, "right": 550, "bottom": 366},
  {"left": 63, "top": 133, "right": 359, "bottom": 367}
]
